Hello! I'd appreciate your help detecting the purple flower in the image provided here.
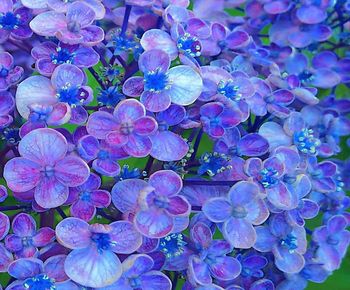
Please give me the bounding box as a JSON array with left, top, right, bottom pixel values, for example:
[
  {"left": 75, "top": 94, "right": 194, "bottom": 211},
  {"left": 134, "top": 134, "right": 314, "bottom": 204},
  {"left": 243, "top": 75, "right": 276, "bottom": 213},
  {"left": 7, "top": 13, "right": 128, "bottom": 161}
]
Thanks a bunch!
[
  {"left": 16, "top": 64, "right": 93, "bottom": 125},
  {"left": 67, "top": 173, "right": 111, "bottom": 221},
  {"left": 312, "top": 215, "right": 350, "bottom": 271},
  {"left": 112, "top": 170, "right": 190, "bottom": 238},
  {"left": 254, "top": 214, "right": 307, "bottom": 273},
  {"left": 112, "top": 254, "right": 172, "bottom": 289},
  {"left": 123, "top": 49, "right": 203, "bottom": 112},
  {"left": 150, "top": 104, "right": 189, "bottom": 161},
  {"left": 0, "top": 242, "right": 12, "bottom": 272},
  {"left": 0, "top": 90, "right": 14, "bottom": 128},
  {"left": 5, "top": 213, "right": 55, "bottom": 258},
  {"left": 214, "top": 127, "right": 269, "bottom": 157},
  {"left": 203, "top": 181, "right": 269, "bottom": 248},
  {"left": 307, "top": 156, "right": 337, "bottom": 193},
  {"left": 4, "top": 128, "right": 90, "bottom": 208},
  {"left": 20, "top": 103, "right": 71, "bottom": 137},
  {"left": 249, "top": 78, "right": 294, "bottom": 118},
  {"left": 0, "top": 52, "right": 24, "bottom": 91},
  {"left": 77, "top": 134, "right": 128, "bottom": 177},
  {"left": 7, "top": 256, "right": 75, "bottom": 290},
  {"left": 200, "top": 102, "right": 241, "bottom": 138},
  {"left": 187, "top": 222, "right": 241, "bottom": 285},
  {"left": 31, "top": 41, "right": 100, "bottom": 76},
  {"left": 30, "top": 2, "right": 104, "bottom": 46},
  {"left": 56, "top": 217, "right": 142, "bottom": 287},
  {"left": 0, "top": 211, "right": 9, "bottom": 241},
  {"left": 0, "top": 0, "right": 32, "bottom": 43},
  {"left": 244, "top": 156, "right": 296, "bottom": 210},
  {"left": 87, "top": 99, "right": 158, "bottom": 157}
]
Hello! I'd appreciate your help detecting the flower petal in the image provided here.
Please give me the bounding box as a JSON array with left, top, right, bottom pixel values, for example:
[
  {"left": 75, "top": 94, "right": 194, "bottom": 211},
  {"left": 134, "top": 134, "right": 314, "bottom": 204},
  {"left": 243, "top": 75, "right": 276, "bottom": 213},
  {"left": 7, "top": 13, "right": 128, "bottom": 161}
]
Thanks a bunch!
[
  {"left": 149, "top": 170, "right": 182, "bottom": 196},
  {"left": 135, "top": 209, "right": 173, "bottom": 238},
  {"left": 109, "top": 221, "right": 142, "bottom": 254},
  {"left": 54, "top": 156, "right": 90, "bottom": 187},
  {"left": 35, "top": 176, "right": 69, "bottom": 208},
  {"left": 223, "top": 217, "right": 257, "bottom": 249},
  {"left": 56, "top": 217, "right": 91, "bottom": 249}
]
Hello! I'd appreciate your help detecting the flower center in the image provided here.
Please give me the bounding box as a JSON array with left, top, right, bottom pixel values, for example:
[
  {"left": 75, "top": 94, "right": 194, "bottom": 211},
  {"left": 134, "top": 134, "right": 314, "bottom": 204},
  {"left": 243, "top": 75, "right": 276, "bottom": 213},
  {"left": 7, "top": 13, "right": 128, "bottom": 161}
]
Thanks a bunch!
[
  {"left": 232, "top": 206, "right": 248, "bottom": 218},
  {"left": 43, "top": 165, "right": 55, "bottom": 177},
  {"left": 120, "top": 122, "right": 134, "bottom": 135},
  {"left": 280, "top": 234, "right": 298, "bottom": 253},
  {"left": 98, "top": 150, "right": 109, "bottom": 160},
  {"left": 153, "top": 195, "right": 169, "bottom": 209},
  {"left": 67, "top": 21, "right": 81, "bottom": 33},
  {"left": 0, "top": 67, "right": 9, "bottom": 77},
  {"left": 327, "top": 236, "right": 339, "bottom": 245},
  {"left": 56, "top": 83, "right": 87, "bottom": 106},
  {"left": 22, "top": 236, "right": 33, "bottom": 247},
  {"left": 51, "top": 47, "right": 75, "bottom": 65},
  {"left": 293, "top": 128, "right": 320, "bottom": 155},
  {"left": 259, "top": 167, "right": 279, "bottom": 188},
  {"left": 129, "top": 277, "right": 142, "bottom": 288},
  {"left": 23, "top": 274, "right": 56, "bottom": 290},
  {"left": 217, "top": 80, "right": 241, "bottom": 101},
  {"left": 298, "top": 70, "right": 314, "bottom": 83},
  {"left": 176, "top": 33, "right": 201, "bottom": 57},
  {"left": 79, "top": 191, "right": 91, "bottom": 202},
  {"left": 91, "top": 233, "right": 111, "bottom": 252},
  {"left": 199, "top": 152, "right": 231, "bottom": 177},
  {"left": 0, "top": 12, "right": 21, "bottom": 30},
  {"left": 159, "top": 233, "right": 186, "bottom": 258},
  {"left": 98, "top": 86, "right": 125, "bottom": 107},
  {"left": 144, "top": 69, "right": 169, "bottom": 93}
]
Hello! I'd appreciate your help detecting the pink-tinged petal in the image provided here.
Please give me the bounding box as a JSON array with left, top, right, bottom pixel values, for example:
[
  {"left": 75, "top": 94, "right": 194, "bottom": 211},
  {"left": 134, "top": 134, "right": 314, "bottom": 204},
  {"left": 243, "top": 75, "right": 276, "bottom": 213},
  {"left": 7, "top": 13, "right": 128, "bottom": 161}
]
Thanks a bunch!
[
  {"left": 16, "top": 75, "right": 56, "bottom": 119},
  {"left": 56, "top": 217, "right": 91, "bottom": 249},
  {"left": 22, "top": 0, "right": 47, "bottom": 9},
  {"left": 54, "top": 156, "right": 89, "bottom": 187},
  {"left": 87, "top": 111, "right": 118, "bottom": 139},
  {"left": 8, "top": 258, "right": 43, "bottom": 279},
  {"left": 70, "top": 200, "right": 96, "bottom": 221},
  {"left": 66, "top": 2, "right": 95, "bottom": 27},
  {"left": 77, "top": 25, "right": 105, "bottom": 46},
  {"left": 32, "top": 227, "right": 55, "bottom": 247},
  {"left": 273, "top": 89, "right": 294, "bottom": 104},
  {"left": 150, "top": 131, "right": 189, "bottom": 162},
  {"left": 226, "top": 31, "right": 250, "bottom": 49},
  {"left": 259, "top": 122, "right": 291, "bottom": 150},
  {"left": 46, "top": 102, "right": 71, "bottom": 126},
  {"left": 5, "top": 234, "right": 23, "bottom": 252},
  {"left": 90, "top": 190, "right": 111, "bottom": 208},
  {"left": 134, "top": 116, "right": 157, "bottom": 135},
  {"left": 0, "top": 0, "right": 13, "bottom": 12},
  {"left": 167, "top": 196, "right": 190, "bottom": 216},
  {"left": 149, "top": 170, "right": 182, "bottom": 196},
  {"left": 245, "top": 198, "right": 269, "bottom": 225},
  {"left": 123, "top": 134, "right": 152, "bottom": 157},
  {"left": 18, "top": 128, "right": 67, "bottom": 165},
  {"left": 135, "top": 209, "right": 173, "bottom": 238},
  {"left": 114, "top": 99, "right": 145, "bottom": 122},
  {"left": 312, "top": 51, "right": 337, "bottom": 69},
  {"left": 109, "top": 221, "right": 142, "bottom": 254},
  {"left": 0, "top": 212, "right": 9, "bottom": 240},
  {"left": 299, "top": 199, "right": 319, "bottom": 219},
  {"left": 229, "top": 181, "right": 259, "bottom": 206},
  {"left": 106, "top": 131, "right": 128, "bottom": 146},
  {"left": 296, "top": 5, "right": 327, "bottom": 24},
  {"left": 200, "top": 102, "right": 224, "bottom": 118},
  {"left": 122, "top": 76, "right": 144, "bottom": 97},
  {"left": 140, "top": 91, "right": 171, "bottom": 113},
  {"left": 188, "top": 256, "right": 212, "bottom": 285},
  {"left": 203, "top": 198, "right": 232, "bottom": 223},
  {"left": 139, "top": 49, "right": 170, "bottom": 72},
  {"left": 36, "top": 58, "right": 57, "bottom": 76},
  {"left": 267, "top": 182, "right": 294, "bottom": 210},
  {"left": 315, "top": 244, "right": 341, "bottom": 272},
  {"left": 0, "top": 243, "right": 12, "bottom": 272},
  {"left": 3, "top": 157, "right": 41, "bottom": 192},
  {"left": 264, "top": 1, "right": 291, "bottom": 14},
  {"left": 30, "top": 11, "right": 67, "bottom": 36},
  {"left": 44, "top": 255, "right": 68, "bottom": 282},
  {"left": 0, "top": 91, "right": 14, "bottom": 115},
  {"left": 190, "top": 222, "right": 213, "bottom": 249},
  {"left": 35, "top": 176, "right": 69, "bottom": 208},
  {"left": 273, "top": 246, "right": 305, "bottom": 273},
  {"left": 139, "top": 271, "right": 172, "bottom": 290},
  {"left": 168, "top": 65, "right": 203, "bottom": 106},
  {"left": 64, "top": 246, "right": 122, "bottom": 288},
  {"left": 140, "top": 29, "right": 178, "bottom": 60},
  {"left": 111, "top": 179, "right": 148, "bottom": 213},
  {"left": 223, "top": 217, "right": 257, "bottom": 249},
  {"left": 293, "top": 87, "right": 319, "bottom": 105},
  {"left": 12, "top": 213, "right": 36, "bottom": 237},
  {"left": 19, "top": 121, "right": 46, "bottom": 138},
  {"left": 209, "top": 256, "right": 241, "bottom": 281},
  {"left": 244, "top": 157, "right": 263, "bottom": 177},
  {"left": 93, "top": 159, "right": 121, "bottom": 177}
]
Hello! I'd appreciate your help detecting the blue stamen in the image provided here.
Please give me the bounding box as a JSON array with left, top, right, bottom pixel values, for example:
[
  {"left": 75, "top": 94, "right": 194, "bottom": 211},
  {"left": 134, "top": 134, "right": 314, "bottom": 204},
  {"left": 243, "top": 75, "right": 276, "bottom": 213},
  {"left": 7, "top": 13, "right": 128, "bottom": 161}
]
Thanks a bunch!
[
  {"left": 0, "top": 12, "right": 21, "bottom": 31},
  {"left": 259, "top": 167, "right": 279, "bottom": 188},
  {"left": 159, "top": 233, "right": 187, "bottom": 258},
  {"left": 23, "top": 274, "right": 56, "bottom": 290},
  {"left": 144, "top": 69, "right": 169, "bottom": 92},
  {"left": 293, "top": 128, "right": 320, "bottom": 155},
  {"left": 177, "top": 33, "right": 201, "bottom": 57},
  {"left": 50, "top": 47, "right": 75, "bottom": 65}
]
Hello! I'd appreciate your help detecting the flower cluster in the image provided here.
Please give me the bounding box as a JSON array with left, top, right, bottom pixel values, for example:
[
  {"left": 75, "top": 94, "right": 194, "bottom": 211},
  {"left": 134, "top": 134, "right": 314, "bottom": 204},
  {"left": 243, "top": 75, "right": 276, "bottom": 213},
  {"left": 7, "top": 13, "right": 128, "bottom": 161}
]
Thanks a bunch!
[{"left": 0, "top": 0, "right": 349, "bottom": 289}]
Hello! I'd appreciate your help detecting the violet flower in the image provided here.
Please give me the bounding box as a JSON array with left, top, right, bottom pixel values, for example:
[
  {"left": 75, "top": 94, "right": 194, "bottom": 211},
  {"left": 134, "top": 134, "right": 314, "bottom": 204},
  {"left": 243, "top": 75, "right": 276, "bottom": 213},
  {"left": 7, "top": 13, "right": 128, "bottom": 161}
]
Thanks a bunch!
[
  {"left": 0, "top": 90, "right": 14, "bottom": 128},
  {"left": 4, "top": 128, "right": 90, "bottom": 208},
  {"left": 0, "top": 52, "right": 24, "bottom": 91}
]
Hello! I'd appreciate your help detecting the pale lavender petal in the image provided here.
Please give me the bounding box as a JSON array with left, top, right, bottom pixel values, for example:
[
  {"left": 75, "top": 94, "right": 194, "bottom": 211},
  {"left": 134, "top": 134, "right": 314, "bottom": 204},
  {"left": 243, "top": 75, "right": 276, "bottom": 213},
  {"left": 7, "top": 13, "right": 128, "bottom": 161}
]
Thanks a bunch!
[
  {"left": 203, "top": 198, "right": 232, "bottom": 223},
  {"left": 109, "top": 221, "right": 142, "bottom": 254},
  {"left": 209, "top": 256, "right": 241, "bottom": 281},
  {"left": 35, "top": 176, "right": 69, "bottom": 208},
  {"left": 56, "top": 217, "right": 91, "bottom": 249},
  {"left": 223, "top": 217, "right": 257, "bottom": 249},
  {"left": 135, "top": 209, "right": 173, "bottom": 238},
  {"left": 149, "top": 170, "right": 182, "bottom": 196},
  {"left": 87, "top": 111, "right": 118, "bottom": 139},
  {"left": 139, "top": 49, "right": 170, "bottom": 72},
  {"left": 54, "top": 156, "right": 89, "bottom": 187},
  {"left": 12, "top": 213, "right": 36, "bottom": 237}
]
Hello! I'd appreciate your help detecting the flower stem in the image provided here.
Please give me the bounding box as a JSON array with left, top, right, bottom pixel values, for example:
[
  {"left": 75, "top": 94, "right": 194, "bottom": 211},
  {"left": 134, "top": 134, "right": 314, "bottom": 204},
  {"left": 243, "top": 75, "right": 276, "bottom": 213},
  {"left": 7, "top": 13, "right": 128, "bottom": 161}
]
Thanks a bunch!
[{"left": 121, "top": 5, "right": 132, "bottom": 36}]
